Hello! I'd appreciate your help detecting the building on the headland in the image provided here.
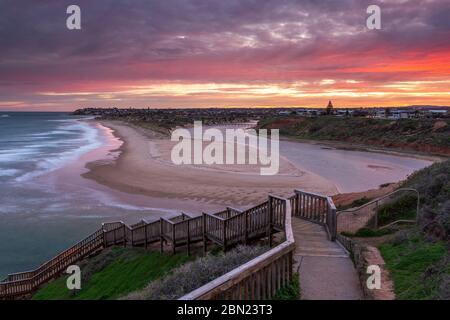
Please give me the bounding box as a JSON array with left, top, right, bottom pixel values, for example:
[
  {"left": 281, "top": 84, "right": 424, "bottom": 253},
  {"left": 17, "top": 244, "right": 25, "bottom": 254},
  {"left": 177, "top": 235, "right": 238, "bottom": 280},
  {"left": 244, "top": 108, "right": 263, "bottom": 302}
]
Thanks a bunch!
[{"left": 326, "top": 101, "right": 334, "bottom": 115}]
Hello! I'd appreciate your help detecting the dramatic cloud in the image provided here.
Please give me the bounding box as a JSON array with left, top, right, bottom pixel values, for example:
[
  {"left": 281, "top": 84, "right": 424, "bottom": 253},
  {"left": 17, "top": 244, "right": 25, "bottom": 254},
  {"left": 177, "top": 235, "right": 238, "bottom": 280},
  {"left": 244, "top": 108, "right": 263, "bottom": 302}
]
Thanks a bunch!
[{"left": 0, "top": 0, "right": 449, "bottom": 110}]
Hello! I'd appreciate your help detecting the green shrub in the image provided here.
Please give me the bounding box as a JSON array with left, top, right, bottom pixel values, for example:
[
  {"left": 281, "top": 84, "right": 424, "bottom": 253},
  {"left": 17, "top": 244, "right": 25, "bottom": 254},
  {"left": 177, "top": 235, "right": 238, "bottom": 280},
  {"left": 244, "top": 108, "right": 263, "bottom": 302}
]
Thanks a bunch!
[{"left": 273, "top": 273, "right": 300, "bottom": 300}]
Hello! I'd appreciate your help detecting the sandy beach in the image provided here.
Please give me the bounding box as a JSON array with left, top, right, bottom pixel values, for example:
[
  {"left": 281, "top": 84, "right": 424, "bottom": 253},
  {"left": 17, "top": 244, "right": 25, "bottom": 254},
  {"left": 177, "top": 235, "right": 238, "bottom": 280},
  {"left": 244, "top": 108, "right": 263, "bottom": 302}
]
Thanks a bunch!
[{"left": 83, "top": 121, "right": 339, "bottom": 210}]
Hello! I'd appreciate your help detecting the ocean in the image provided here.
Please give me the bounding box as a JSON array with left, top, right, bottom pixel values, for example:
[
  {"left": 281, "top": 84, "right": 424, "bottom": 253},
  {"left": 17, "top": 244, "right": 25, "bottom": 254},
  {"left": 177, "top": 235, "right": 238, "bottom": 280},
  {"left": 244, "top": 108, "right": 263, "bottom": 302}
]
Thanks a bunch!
[
  {"left": 0, "top": 112, "right": 101, "bottom": 183},
  {"left": 0, "top": 112, "right": 170, "bottom": 278}
]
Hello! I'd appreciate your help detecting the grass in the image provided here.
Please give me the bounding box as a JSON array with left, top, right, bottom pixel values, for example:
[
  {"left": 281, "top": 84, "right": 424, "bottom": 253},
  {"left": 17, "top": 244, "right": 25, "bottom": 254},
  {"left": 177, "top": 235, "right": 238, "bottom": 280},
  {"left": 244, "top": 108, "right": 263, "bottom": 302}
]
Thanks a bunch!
[
  {"left": 32, "top": 247, "right": 192, "bottom": 300},
  {"left": 379, "top": 233, "right": 449, "bottom": 300},
  {"left": 273, "top": 273, "right": 300, "bottom": 300}
]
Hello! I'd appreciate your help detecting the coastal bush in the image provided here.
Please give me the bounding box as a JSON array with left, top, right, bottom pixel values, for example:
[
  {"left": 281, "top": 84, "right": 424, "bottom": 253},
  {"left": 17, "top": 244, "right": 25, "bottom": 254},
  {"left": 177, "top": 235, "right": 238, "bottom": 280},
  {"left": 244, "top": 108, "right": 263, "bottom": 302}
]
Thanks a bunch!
[
  {"left": 403, "top": 160, "right": 450, "bottom": 207},
  {"left": 376, "top": 194, "right": 418, "bottom": 226},
  {"left": 122, "top": 245, "right": 269, "bottom": 300},
  {"left": 402, "top": 160, "right": 450, "bottom": 240}
]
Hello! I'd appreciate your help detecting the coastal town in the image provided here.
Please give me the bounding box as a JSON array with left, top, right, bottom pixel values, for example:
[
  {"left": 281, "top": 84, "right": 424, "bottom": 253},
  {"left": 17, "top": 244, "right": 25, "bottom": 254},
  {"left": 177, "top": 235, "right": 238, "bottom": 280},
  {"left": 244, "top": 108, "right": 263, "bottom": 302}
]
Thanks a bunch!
[{"left": 74, "top": 102, "right": 450, "bottom": 127}]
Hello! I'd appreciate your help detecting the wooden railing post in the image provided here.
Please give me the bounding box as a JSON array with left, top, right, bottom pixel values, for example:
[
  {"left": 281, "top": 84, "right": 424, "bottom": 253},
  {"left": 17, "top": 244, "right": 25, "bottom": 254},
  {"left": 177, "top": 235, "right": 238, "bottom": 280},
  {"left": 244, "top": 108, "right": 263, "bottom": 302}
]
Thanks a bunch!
[
  {"left": 172, "top": 224, "right": 176, "bottom": 255},
  {"left": 187, "top": 219, "right": 191, "bottom": 256},
  {"left": 268, "top": 196, "right": 273, "bottom": 247},
  {"left": 326, "top": 196, "right": 337, "bottom": 241},
  {"left": 123, "top": 224, "right": 126, "bottom": 247},
  {"left": 102, "top": 230, "right": 107, "bottom": 248},
  {"left": 160, "top": 218, "right": 164, "bottom": 253},
  {"left": 144, "top": 223, "right": 148, "bottom": 249},
  {"left": 223, "top": 219, "right": 228, "bottom": 252},
  {"left": 244, "top": 211, "right": 249, "bottom": 245},
  {"left": 332, "top": 207, "right": 337, "bottom": 241},
  {"left": 202, "top": 213, "right": 207, "bottom": 256}
]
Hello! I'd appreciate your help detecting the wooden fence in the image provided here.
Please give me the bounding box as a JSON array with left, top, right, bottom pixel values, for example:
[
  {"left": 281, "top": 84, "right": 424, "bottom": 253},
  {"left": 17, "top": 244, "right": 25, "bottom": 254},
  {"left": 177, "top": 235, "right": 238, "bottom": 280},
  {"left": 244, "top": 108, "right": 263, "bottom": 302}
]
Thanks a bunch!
[
  {"left": 0, "top": 196, "right": 293, "bottom": 299},
  {"left": 0, "top": 228, "right": 104, "bottom": 298},
  {"left": 1, "top": 189, "right": 338, "bottom": 300},
  {"left": 290, "top": 189, "right": 337, "bottom": 240},
  {"left": 180, "top": 197, "right": 294, "bottom": 300}
]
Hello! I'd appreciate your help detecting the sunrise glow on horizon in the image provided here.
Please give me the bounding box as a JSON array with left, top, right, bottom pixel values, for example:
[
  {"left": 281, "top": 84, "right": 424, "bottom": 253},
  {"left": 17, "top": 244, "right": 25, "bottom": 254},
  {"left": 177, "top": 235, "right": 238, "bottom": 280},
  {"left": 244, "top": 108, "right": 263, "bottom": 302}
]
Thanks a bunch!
[{"left": 0, "top": 0, "right": 449, "bottom": 111}]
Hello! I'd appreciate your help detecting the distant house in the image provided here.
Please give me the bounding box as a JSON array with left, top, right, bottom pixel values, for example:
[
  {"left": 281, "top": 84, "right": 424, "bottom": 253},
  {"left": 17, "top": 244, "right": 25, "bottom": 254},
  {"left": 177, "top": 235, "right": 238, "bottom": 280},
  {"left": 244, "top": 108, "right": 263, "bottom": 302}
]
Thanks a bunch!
[
  {"left": 295, "top": 109, "right": 319, "bottom": 117},
  {"left": 374, "top": 110, "right": 386, "bottom": 118},
  {"left": 336, "top": 109, "right": 352, "bottom": 117},
  {"left": 428, "top": 109, "right": 448, "bottom": 116},
  {"left": 389, "top": 109, "right": 415, "bottom": 119}
]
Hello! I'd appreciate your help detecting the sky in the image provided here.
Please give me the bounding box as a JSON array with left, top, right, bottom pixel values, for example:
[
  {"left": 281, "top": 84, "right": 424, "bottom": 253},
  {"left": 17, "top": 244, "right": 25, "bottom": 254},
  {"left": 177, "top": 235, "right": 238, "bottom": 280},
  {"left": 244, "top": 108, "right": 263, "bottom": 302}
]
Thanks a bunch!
[{"left": 0, "top": 0, "right": 449, "bottom": 111}]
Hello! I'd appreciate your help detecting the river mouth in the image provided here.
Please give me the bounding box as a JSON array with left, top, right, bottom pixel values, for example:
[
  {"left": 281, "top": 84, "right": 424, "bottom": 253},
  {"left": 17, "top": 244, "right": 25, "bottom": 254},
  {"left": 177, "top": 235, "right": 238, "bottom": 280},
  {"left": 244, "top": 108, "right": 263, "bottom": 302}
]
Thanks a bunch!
[{"left": 279, "top": 139, "right": 433, "bottom": 193}]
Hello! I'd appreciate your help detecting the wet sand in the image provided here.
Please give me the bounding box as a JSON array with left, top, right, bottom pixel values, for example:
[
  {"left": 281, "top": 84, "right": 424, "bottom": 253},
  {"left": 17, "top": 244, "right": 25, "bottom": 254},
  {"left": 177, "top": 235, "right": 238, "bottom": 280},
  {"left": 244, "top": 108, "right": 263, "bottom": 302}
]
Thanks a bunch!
[{"left": 83, "top": 121, "right": 339, "bottom": 210}]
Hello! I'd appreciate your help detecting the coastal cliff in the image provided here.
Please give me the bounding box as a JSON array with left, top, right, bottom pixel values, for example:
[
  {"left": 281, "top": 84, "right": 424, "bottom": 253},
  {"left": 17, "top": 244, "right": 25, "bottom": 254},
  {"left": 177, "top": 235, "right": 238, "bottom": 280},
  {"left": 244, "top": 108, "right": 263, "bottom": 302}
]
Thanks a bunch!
[{"left": 258, "top": 116, "right": 450, "bottom": 156}]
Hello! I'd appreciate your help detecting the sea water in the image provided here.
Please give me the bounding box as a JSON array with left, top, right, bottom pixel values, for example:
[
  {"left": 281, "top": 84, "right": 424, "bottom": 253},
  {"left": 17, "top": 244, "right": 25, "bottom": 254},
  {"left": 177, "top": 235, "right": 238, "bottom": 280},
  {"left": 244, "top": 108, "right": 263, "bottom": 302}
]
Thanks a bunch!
[{"left": 0, "top": 112, "right": 168, "bottom": 278}]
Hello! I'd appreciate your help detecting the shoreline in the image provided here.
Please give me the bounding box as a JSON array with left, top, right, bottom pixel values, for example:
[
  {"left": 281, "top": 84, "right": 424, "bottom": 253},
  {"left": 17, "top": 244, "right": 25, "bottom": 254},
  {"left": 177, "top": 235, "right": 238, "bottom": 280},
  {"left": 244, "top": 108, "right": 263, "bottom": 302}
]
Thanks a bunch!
[
  {"left": 81, "top": 120, "right": 437, "bottom": 213},
  {"left": 82, "top": 120, "right": 339, "bottom": 210}
]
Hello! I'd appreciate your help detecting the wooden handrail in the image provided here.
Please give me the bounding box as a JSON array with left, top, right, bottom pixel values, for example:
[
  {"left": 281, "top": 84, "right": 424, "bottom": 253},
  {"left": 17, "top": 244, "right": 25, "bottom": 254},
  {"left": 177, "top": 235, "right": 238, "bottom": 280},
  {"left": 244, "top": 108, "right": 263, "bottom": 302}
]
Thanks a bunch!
[
  {"left": 204, "top": 211, "right": 227, "bottom": 221},
  {"left": 291, "top": 189, "right": 337, "bottom": 240},
  {"left": 336, "top": 188, "right": 420, "bottom": 233},
  {"left": 180, "top": 198, "right": 294, "bottom": 300},
  {"left": 336, "top": 188, "right": 419, "bottom": 216},
  {"left": 2, "top": 188, "right": 339, "bottom": 299}
]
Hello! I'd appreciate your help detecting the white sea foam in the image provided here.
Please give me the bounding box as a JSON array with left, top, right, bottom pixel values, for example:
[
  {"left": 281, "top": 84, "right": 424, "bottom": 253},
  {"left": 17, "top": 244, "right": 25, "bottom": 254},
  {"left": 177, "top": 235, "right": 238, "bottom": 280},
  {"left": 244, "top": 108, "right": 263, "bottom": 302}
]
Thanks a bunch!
[
  {"left": 0, "top": 151, "right": 36, "bottom": 162},
  {"left": 0, "top": 169, "right": 21, "bottom": 177},
  {"left": 15, "top": 120, "right": 104, "bottom": 182},
  {"left": 28, "top": 130, "right": 70, "bottom": 137}
]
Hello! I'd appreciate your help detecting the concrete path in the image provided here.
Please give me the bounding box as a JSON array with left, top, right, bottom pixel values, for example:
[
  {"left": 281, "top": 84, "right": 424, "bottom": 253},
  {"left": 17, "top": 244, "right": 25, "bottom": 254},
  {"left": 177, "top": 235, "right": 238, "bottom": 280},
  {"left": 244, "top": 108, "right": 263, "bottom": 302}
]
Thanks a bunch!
[{"left": 292, "top": 218, "right": 363, "bottom": 300}]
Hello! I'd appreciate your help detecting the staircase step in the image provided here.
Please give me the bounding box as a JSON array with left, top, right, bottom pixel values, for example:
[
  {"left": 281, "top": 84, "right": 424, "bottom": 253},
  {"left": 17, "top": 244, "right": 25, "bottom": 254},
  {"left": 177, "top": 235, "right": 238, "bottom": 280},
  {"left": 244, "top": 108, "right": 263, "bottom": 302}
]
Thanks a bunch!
[
  {"left": 296, "top": 241, "right": 340, "bottom": 249},
  {"left": 294, "top": 232, "right": 328, "bottom": 239},
  {"left": 294, "top": 252, "right": 349, "bottom": 258},
  {"left": 296, "top": 247, "right": 347, "bottom": 256}
]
